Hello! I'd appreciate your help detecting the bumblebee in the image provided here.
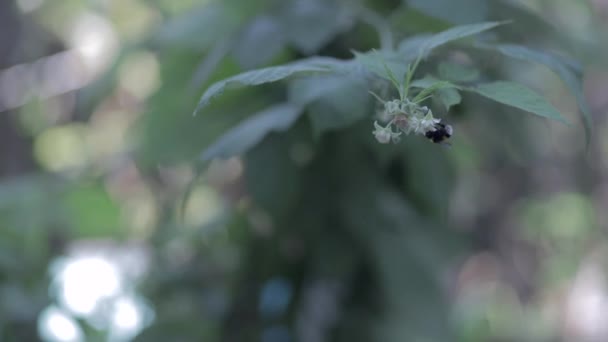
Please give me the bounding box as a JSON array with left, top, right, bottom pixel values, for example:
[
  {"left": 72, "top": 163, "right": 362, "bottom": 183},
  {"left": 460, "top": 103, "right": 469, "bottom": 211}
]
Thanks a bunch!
[{"left": 425, "top": 121, "right": 453, "bottom": 144}]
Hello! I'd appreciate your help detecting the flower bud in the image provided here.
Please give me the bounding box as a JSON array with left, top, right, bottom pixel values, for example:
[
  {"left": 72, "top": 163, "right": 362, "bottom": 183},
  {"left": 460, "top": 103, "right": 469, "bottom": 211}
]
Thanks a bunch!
[{"left": 385, "top": 100, "right": 401, "bottom": 115}]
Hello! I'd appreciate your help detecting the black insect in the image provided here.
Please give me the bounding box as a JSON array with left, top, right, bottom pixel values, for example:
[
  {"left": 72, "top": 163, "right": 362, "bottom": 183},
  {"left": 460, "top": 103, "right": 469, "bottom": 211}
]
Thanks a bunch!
[{"left": 425, "top": 121, "right": 453, "bottom": 144}]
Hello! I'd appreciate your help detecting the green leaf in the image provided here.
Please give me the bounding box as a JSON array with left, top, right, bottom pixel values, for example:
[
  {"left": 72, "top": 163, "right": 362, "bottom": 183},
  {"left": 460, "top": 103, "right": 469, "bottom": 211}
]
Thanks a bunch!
[
  {"left": 353, "top": 50, "right": 409, "bottom": 82},
  {"left": 467, "top": 81, "right": 567, "bottom": 123},
  {"left": 411, "top": 75, "right": 462, "bottom": 109},
  {"left": 63, "top": 184, "right": 122, "bottom": 238},
  {"left": 279, "top": 0, "right": 354, "bottom": 54},
  {"left": 289, "top": 74, "right": 370, "bottom": 137},
  {"left": 155, "top": 3, "right": 242, "bottom": 50},
  {"left": 307, "top": 79, "right": 371, "bottom": 137},
  {"left": 244, "top": 133, "right": 303, "bottom": 216},
  {"left": 390, "top": 7, "right": 452, "bottom": 34},
  {"left": 232, "top": 16, "right": 285, "bottom": 69},
  {"left": 410, "top": 76, "right": 460, "bottom": 104},
  {"left": 288, "top": 74, "right": 363, "bottom": 106},
  {"left": 410, "top": 76, "right": 459, "bottom": 90},
  {"left": 398, "top": 21, "right": 505, "bottom": 57},
  {"left": 410, "top": 76, "right": 439, "bottom": 89},
  {"left": 437, "top": 62, "right": 480, "bottom": 82},
  {"left": 413, "top": 80, "right": 455, "bottom": 102},
  {"left": 195, "top": 57, "right": 340, "bottom": 113},
  {"left": 406, "top": 0, "right": 489, "bottom": 25},
  {"left": 398, "top": 34, "right": 434, "bottom": 62},
  {"left": 489, "top": 0, "right": 577, "bottom": 53},
  {"left": 438, "top": 88, "right": 462, "bottom": 110},
  {"left": 486, "top": 43, "right": 591, "bottom": 138},
  {"left": 201, "top": 103, "right": 303, "bottom": 161}
]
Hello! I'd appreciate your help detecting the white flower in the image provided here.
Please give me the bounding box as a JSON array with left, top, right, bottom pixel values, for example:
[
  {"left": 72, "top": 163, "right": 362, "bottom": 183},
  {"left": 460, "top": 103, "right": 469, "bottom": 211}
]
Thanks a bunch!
[
  {"left": 376, "top": 108, "right": 391, "bottom": 123},
  {"left": 372, "top": 99, "right": 446, "bottom": 144},
  {"left": 407, "top": 116, "right": 424, "bottom": 134},
  {"left": 372, "top": 121, "right": 401, "bottom": 144},
  {"left": 384, "top": 100, "right": 401, "bottom": 115},
  {"left": 405, "top": 112, "right": 439, "bottom": 135},
  {"left": 419, "top": 112, "right": 440, "bottom": 132},
  {"left": 373, "top": 121, "right": 392, "bottom": 144},
  {"left": 392, "top": 114, "right": 409, "bottom": 131}
]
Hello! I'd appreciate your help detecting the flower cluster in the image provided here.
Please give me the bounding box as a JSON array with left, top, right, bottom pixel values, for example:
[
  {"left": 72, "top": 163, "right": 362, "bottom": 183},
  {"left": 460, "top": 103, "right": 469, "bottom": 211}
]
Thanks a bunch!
[{"left": 372, "top": 98, "right": 442, "bottom": 144}]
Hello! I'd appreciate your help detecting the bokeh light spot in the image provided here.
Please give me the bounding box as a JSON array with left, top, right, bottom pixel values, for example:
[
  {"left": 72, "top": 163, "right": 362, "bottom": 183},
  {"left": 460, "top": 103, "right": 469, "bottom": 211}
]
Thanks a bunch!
[
  {"left": 38, "top": 306, "right": 84, "bottom": 342},
  {"left": 53, "top": 256, "right": 122, "bottom": 316},
  {"left": 34, "top": 124, "right": 89, "bottom": 172},
  {"left": 118, "top": 51, "right": 161, "bottom": 100}
]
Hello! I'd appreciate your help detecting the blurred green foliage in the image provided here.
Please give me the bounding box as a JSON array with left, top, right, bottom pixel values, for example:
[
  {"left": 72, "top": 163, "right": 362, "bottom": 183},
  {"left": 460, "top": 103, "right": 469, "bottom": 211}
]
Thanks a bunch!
[{"left": 0, "top": 0, "right": 606, "bottom": 341}]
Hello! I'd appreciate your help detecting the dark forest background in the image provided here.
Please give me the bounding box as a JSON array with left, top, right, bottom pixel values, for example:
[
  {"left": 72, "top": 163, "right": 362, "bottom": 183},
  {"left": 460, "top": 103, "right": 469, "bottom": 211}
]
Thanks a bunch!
[{"left": 1, "top": 0, "right": 608, "bottom": 341}]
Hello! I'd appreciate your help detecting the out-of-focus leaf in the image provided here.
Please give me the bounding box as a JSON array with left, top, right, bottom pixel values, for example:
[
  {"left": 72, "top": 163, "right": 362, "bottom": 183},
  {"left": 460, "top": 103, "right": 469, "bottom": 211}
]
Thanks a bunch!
[
  {"left": 467, "top": 81, "right": 567, "bottom": 123},
  {"left": 232, "top": 15, "right": 286, "bottom": 69},
  {"left": 401, "top": 139, "right": 456, "bottom": 215},
  {"left": 390, "top": 7, "right": 452, "bottom": 34},
  {"left": 288, "top": 75, "right": 354, "bottom": 106},
  {"left": 195, "top": 57, "right": 342, "bottom": 112},
  {"left": 154, "top": 3, "right": 242, "bottom": 50},
  {"left": 406, "top": 0, "right": 489, "bottom": 24},
  {"left": 438, "top": 62, "right": 480, "bottom": 82},
  {"left": 305, "top": 77, "right": 371, "bottom": 137},
  {"left": 190, "top": 36, "right": 238, "bottom": 90},
  {"left": 437, "top": 88, "right": 462, "bottom": 110},
  {"left": 397, "top": 21, "right": 505, "bottom": 57},
  {"left": 411, "top": 72, "right": 465, "bottom": 110},
  {"left": 0, "top": 176, "right": 60, "bottom": 209},
  {"left": 0, "top": 242, "right": 21, "bottom": 272},
  {"left": 63, "top": 184, "right": 122, "bottom": 238},
  {"left": 244, "top": 133, "right": 303, "bottom": 217},
  {"left": 133, "top": 49, "right": 271, "bottom": 166},
  {"left": 0, "top": 176, "right": 64, "bottom": 234},
  {"left": 133, "top": 318, "right": 220, "bottom": 342},
  {"left": 411, "top": 76, "right": 459, "bottom": 90},
  {"left": 353, "top": 50, "right": 409, "bottom": 82},
  {"left": 489, "top": 0, "right": 583, "bottom": 54},
  {"left": 202, "top": 103, "right": 303, "bottom": 161},
  {"left": 398, "top": 34, "right": 434, "bottom": 61},
  {"left": 137, "top": 89, "right": 269, "bottom": 166},
  {"left": 485, "top": 43, "right": 591, "bottom": 138},
  {"left": 553, "top": 54, "right": 584, "bottom": 75},
  {"left": 518, "top": 193, "right": 596, "bottom": 285},
  {"left": 411, "top": 77, "right": 458, "bottom": 101},
  {"left": 0, "top": 284, "right": 42, "bottom": 321},
  {"left": 336, "top": 162, "right": 458, "bottom": 341},
  {"left": 75, "top": 48, "right": 132, "bottom": 120},
  {"left": 519, "top": 192, "right": 595, "bottom": 243},
  {"left": 279, "top": 0, "right": 354, "bottom": 54}
]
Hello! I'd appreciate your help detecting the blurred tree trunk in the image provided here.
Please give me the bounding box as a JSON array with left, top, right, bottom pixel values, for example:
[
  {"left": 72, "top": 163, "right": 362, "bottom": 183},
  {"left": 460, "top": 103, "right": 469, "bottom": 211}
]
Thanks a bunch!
[{"left": 0, "top": 1, "right": 35, "bottom": 177}]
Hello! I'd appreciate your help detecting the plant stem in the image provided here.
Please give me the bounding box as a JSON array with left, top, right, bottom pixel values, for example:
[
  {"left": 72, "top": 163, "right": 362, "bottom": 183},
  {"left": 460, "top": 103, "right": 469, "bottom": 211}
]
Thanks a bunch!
[{"left": 404, "top": 53, "right": 423, "bottom": 98}]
